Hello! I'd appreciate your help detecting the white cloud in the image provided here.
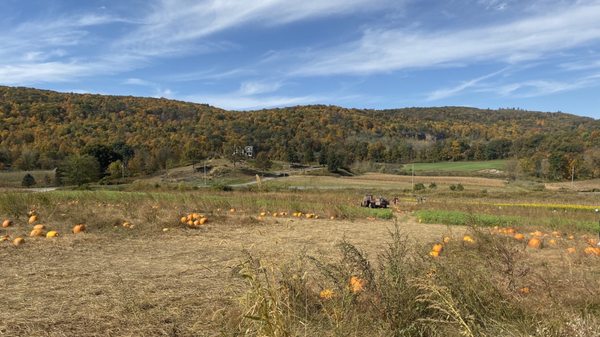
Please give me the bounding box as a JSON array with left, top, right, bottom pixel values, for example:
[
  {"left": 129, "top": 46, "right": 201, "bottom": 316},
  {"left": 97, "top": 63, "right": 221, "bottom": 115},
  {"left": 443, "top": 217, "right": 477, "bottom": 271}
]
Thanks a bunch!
[
  {"left": 239, "top": 81, "right": 282, "bottom": 95},
  {"left": 295, "top": 2, "right": 600, "bottom": 76},
  {"left": 426, "top": 68, "right": 507, "bottom": 100},
  {"left": 124, "top": 78, "right": 155, "bottom": 86},
  {"left": 186, "top": 93, "right": 326, "bottom": 110},
  {"left": 116, "top": 0, "right": 401, "bottom": 56},
  {"left": 493, "top": 79, "right": 591, "bottom": 97}
]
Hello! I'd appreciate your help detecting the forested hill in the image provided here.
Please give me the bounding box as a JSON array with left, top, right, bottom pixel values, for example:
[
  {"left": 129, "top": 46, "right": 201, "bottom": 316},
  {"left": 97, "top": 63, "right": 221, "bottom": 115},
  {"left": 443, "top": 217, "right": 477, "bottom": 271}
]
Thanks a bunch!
[{"left": 0, "top": 86, "right": 598, "bottom": 180}]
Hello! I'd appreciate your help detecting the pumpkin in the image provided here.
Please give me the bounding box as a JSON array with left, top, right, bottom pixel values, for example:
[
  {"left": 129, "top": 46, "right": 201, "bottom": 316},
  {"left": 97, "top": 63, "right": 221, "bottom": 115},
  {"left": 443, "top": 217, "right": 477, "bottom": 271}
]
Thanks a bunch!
[
  {"left": 33, "top": 224, "right": 45, "bottom": 230},
  {"left": 519, "top": 287, "right": 530, "bottom": 295},
  {"left": 229, "top": 208, "right": 236, "bottom": 213},
  {"left": 180, "top": 216, "right": 187, "bottom": 223},
  {"left": 260, "top": 212, "right": 267, "bottom": 216},
  {"left": 319, "top": 289, "right": 335, "bottom": 300},
  {"left": 463, "top": 235, "right": 475, "bottom": 244},
  {"left": 429, "top": 250, "right": 440, "bottom": 257},
  {"left": 584, "top": 247, "right": 600, "bottom": 256},
  {"left": 29, "top": 229, "right": 45, "bottom": 237},
  {"left": 566, "top": 247, "right": 577, "bottom": 254},
  {"left": 551, "top": 231, "right": 561, "bottom": 237},
  {"left": 72, "top": 224, "right": 86, "bottom": 234},
  {"left": 28, "top": 215, "right": 38, "bottom": 224},
  {"left": 514, "top": 233, "right": 525, "bottom": 241},
  {"left": 432, "top": 243, "right": 443, "bottom": 253},
  {"left": 122, "top": 222, "right": 131, "bottom": 228},
  {"left": 443, "top": 236, "right": 451, "bottom": 243},
  {"left": 548, "top": 239, "right": 557, "bottom": 246},
  {"left": 46, "top": 231, "right": 59, "bottom": 238},
  {"left": 349, "top": 276, "right": 366, "bottom": 293},
  {"left": 527, "top": 238, "right": 542, "bottom": 249},
  {"left": 531, "top": 231, "right": 543, "bottom": 237},
  {"left": 13, "top": 237, "right": 24, "bottom": 246},
  {"left": 199, "top": 217, "right": 208, "bottom": 225},
  {"left": 2, "top": 219, "right": 12, "bottom": 228},
  {"left": 567, "top": 235, "right": 575, "bottom": 240}
]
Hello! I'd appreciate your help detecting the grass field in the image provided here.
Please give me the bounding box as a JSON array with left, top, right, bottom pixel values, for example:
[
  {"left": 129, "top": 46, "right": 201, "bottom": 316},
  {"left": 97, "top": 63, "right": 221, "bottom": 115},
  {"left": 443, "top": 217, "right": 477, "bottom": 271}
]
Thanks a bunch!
[
  {"left": 1, "top": 174, "right": 600, "bottom": 336},
  {"left": 407, "top": 159, "right": 507, "bottom": 173},
  {"left": 0, "top": 170, "right": 55, "bottom": 188}
]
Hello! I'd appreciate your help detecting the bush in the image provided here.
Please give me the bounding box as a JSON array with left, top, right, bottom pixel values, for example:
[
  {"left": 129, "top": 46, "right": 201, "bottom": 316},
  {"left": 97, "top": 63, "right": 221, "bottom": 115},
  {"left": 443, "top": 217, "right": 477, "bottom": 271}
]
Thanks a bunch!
[
  {"left": 21, "top": 173, "right": 36, "bottom": 187},
  {"left": 414, "top": 183, "right": 425, "bottom": 191},
  {"left": 428, "top": 182, "right": 437, "bottom": 189}
]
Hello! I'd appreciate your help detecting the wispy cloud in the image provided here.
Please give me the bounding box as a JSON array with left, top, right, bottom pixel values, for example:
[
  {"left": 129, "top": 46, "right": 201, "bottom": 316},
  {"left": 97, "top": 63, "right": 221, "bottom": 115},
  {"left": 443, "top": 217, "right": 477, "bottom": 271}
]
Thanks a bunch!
[
  {"left": 239, "top": 80, "right": 282, "bottom": 95},
  {"left": 295, "top": 2, "right": 600, "bottom": 76},
  {"left": 492, "top": 79, "right": 593, "bottom": 97},
  {"left": 116, "top": 0, "right": 401, "bottom": 57},
  {"left": 426, "top": 68, "right": 508, "bottom": 100},
  {"left": 186, "top": 93, "right": 324, "bottom": 110}
]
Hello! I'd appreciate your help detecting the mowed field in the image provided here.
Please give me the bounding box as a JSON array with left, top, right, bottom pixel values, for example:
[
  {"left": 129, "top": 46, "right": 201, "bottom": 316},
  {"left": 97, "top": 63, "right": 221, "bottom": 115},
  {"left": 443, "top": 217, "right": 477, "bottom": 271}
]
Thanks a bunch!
[
  {"left": 268, "top": 172, "right": 507, "bottom": 190},
  {"left": 1, "top": 175, "right": 600, "bottom": 336}
]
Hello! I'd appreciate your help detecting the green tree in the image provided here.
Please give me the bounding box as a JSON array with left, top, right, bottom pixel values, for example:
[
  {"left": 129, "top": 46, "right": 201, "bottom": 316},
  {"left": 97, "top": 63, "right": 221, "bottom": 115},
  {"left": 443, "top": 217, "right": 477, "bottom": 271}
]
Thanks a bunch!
[
  {"left": 82, "top": 144, "right": 122, "bottom": 175},
  {"left": 61, "top": 155, "right": 101, "bottom": 186},
  {"left": 21, "top": 173, "right": 36, "bottom": 187},
  {"left": 254, "top": 152, "right": 272, "bottom": 171}
]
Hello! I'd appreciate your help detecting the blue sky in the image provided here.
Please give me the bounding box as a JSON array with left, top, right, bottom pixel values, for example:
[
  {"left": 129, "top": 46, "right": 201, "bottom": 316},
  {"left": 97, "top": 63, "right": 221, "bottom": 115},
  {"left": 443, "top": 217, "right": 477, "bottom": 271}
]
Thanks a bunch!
[{"left": 1, "top": 0, "right": 600, "bottom": 118}]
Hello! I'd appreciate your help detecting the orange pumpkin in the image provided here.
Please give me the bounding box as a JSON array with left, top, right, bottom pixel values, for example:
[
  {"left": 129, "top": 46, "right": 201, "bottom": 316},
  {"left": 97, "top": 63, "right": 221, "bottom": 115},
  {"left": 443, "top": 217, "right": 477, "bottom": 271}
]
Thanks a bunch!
[
  {"left": 432, "top": 243, "right": 443, "bottom": 253},
  {"left": 33, "top": 224, "right": 45, "bottom": 230},
  {"left": 584, "top": 247, "right": 600, "bottom": 256},
  {"left": 199, "top": 217, "right": 208, "bottom": 225},
  {"left": 566, "top": 247, "right": 577, "bottom": 254},
  {"left": 2, "top": 219, "right": 12, "bottom": 228},
  {"left": 514, "top": 233, "right": 525, "bottom": 241},
  {"left": 429, "top": 250, "right": 440, "bottom": 257},
  {"left": 72, "top": 224, "right": 86, "bottom": 234},
  {"left": 29, "top": 229, "right": 45, "bottom": 237},
  {"left": 463, "top": 235, "right": 475, "bottom": 244},
  {"left": 349, "top": 276, "right": 366, "bottom": 293},
  {"left": 527, "top": 238, "right": 542, "bottom": 249},
  {"left": 28, "top": 215, "right": 38, "bottom": 225},
  {"left": 13, "top": 237, "right": 24, "bottom": 246}
]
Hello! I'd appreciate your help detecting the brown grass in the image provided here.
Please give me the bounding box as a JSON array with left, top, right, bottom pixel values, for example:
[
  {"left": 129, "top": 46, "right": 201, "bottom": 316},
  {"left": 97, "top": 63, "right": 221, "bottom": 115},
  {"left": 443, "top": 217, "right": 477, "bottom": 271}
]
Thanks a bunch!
[{"left": 1, "top": 188, "right": 599, "bottom": 336}]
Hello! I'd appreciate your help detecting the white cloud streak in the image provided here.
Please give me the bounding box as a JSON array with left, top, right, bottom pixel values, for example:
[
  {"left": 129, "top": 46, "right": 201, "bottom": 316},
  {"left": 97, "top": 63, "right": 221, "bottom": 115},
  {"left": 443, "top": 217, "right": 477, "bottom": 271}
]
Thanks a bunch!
[
  {"left": 426, "top": 68, "right": 508, "bottom": 100},
  {"left": 116, "top": 0, "right": 400, "bottom": 56},
  {"left": 296, "top": 1, "right": 600, "bottom": 76}
]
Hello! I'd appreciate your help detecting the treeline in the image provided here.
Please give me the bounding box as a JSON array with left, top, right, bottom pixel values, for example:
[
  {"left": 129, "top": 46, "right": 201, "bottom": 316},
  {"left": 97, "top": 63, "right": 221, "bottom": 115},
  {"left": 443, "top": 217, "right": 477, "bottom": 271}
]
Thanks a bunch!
[{"left": 0, "top": 86, "right": 598, "bottom": 181}]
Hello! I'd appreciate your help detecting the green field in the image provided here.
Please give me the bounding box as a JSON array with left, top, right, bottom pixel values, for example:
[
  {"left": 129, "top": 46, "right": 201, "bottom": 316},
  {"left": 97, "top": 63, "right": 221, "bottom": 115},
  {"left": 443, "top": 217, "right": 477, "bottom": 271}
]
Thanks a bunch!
[
  {"left": 407, "top": 159, "right": 507, "bottom": 173},
  {"left": 0, "top": 170, "right": 55, "bottom": 188}
]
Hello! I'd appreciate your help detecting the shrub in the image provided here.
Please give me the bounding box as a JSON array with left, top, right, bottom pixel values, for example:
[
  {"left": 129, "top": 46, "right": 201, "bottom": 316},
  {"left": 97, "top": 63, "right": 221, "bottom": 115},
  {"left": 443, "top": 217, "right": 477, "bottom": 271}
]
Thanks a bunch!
[
  {"left": 414, "top": 183, "right": 425, "bottom": 191},
  {"left": 428, "top": 182, "right": 437, "bottom": 189},
  {"left": 21, "top": 173, "right": 36, "bottom": 187}
]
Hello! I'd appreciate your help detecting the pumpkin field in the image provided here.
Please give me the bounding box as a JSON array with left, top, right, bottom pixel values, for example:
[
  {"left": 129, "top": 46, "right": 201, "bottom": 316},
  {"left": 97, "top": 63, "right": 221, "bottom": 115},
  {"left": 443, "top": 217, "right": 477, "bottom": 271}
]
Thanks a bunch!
[{"left": 1, "top": 182, "right": 599, "bottom": 336}]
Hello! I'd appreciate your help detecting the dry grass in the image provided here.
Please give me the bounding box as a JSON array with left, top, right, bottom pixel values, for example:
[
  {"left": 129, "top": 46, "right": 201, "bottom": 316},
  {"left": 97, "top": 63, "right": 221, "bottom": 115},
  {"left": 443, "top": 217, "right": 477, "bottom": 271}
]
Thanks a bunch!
[
  {"left": 1, "top": 188, "right": 599, "bottom": 336},
  {"left": 545, "top": 179, "right": 600, "bottom": 191}
]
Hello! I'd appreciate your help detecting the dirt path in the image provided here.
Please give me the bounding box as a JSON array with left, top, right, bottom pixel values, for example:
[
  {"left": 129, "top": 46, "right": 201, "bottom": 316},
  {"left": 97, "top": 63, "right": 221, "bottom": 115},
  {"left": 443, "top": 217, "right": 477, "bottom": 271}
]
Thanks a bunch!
[{"left": 0, "top": 214, "right": 460, "bottom": 336}]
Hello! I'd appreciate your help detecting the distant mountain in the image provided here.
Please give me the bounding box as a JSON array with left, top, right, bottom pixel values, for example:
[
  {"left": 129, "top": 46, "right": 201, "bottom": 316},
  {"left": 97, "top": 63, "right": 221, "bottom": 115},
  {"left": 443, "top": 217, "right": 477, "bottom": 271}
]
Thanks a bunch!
[{"left": 0, "top": 86, "right": 598, "bottom": 180}]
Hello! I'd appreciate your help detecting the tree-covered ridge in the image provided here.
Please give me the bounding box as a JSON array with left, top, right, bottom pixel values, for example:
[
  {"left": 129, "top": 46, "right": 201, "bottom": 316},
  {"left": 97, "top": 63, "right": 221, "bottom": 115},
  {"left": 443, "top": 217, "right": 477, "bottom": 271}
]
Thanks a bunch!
[{"left": 0, "top": 86, "right": 598, "bottom": 180}]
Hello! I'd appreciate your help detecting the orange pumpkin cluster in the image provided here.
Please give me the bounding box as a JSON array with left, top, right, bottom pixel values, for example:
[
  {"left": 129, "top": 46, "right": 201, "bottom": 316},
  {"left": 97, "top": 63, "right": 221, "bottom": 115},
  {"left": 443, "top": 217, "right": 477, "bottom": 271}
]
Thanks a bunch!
[{"left": 180, "top": 213, "right": 208, "bottom": 228}]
